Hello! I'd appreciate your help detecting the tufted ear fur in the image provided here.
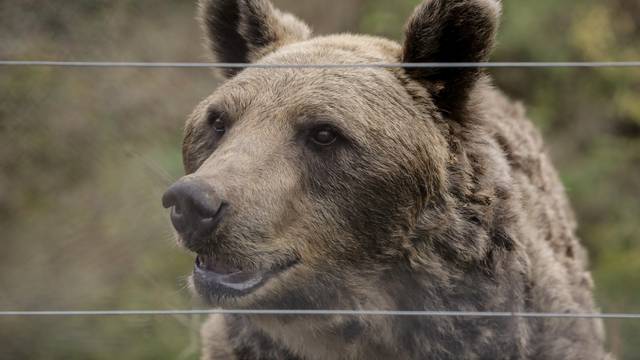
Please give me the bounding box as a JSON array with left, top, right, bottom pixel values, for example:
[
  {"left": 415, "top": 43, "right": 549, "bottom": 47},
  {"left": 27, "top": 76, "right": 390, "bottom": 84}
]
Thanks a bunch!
[
  {"left": 401, "top": 0, "right": 501, "bottom": 117},
  {"left": 199, "top": 0, "right": 311, "bottom": 78}
]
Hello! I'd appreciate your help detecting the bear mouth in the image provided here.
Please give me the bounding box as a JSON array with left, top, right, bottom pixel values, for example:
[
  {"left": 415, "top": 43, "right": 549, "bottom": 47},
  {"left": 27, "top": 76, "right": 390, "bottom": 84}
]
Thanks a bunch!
[{"left": 193, "top": 254, "right": 297, "bottom": 298}]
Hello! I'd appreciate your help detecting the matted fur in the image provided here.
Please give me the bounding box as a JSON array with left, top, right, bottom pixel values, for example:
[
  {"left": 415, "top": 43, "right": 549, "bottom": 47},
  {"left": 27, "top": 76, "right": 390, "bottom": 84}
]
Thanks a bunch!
[{"left": 172, "top": 0, "right": 609, "bottom": 358}]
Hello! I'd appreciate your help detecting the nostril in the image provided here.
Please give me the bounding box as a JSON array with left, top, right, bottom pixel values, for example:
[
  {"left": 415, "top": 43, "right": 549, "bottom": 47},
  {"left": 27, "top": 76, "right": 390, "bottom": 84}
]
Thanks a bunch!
[
  {"left": 171, "top": 205, "right": 183, "bottom": 218},
  {"left": 169, "top": 204, "right": 189, "bottom": 234},
  {"left": 193, "top": 204, "right": 227, "bottom": 235},
  {"left": 191, "top": 198, "right": 222, "bottom": 219},
  {"left": 199, "top": 217, "right": 214, "bottom": 228},
  {"left": 162, "top": 178, "right": 225, "bottom": 238}
]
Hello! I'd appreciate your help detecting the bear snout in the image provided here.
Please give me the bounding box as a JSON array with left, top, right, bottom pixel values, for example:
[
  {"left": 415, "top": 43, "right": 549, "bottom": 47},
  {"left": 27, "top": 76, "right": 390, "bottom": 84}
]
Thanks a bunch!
[{"left": 162, "top": 177, "right": 227, "bottom": 251}]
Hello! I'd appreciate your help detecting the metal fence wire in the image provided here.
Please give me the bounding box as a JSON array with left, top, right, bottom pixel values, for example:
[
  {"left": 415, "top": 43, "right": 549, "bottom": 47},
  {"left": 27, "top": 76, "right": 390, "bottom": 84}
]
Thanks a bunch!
[
  {"left": 1, "top": 60, "right": 640, "bottom": 68},
  {"left": 1, "top": 309, "right": 640, "bottom": 318},
  {"left": 1, "top": 58, "right": 639, "bottom": 320}
]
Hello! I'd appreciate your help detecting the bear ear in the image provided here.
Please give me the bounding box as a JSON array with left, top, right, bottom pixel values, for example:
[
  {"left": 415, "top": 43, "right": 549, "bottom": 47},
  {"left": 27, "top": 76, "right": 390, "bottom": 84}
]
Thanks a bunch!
[
  {"left": 199, "top": 0, "right": 312, "bottom": 78},
  {"left": 401, "top": 0, "right": 501, "bottom": 116}
]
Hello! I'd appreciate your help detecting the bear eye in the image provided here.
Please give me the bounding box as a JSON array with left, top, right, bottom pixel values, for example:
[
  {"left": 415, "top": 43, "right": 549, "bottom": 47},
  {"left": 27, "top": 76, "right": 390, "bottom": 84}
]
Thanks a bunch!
[
  {"left": 207, "top": 111, "right": 227, "bottom": 136},
  {"left": 212, "top": 117, "right": 226, "bottom": 134},
  {"left": 310, "top": 127, "right": 338, "bottom": 146}
]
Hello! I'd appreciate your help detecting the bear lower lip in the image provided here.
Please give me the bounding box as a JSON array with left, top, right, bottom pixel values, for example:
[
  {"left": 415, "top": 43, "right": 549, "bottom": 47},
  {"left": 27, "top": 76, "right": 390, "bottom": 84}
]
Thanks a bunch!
[
  {"left": 193, "top": 254, "right": 297, "bottom": 297},
  {"left": 194, "top": 255, "right": 265, "bottom": 292}
]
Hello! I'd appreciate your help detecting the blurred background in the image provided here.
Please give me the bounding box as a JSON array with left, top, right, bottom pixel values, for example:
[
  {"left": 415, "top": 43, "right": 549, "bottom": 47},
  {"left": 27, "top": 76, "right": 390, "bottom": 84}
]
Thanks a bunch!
[{"left": 0, "top": 0, "right": 638, "bottom": 358}]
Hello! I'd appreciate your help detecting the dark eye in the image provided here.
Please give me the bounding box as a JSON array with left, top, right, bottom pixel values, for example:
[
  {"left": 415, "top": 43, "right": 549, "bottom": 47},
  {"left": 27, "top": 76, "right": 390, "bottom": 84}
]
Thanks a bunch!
[
  {"left": 310, "top": 127, "right": 338, "bottom": 146},
  {"left": 211, "top": 116, "right": 226, "bottom": 135}
]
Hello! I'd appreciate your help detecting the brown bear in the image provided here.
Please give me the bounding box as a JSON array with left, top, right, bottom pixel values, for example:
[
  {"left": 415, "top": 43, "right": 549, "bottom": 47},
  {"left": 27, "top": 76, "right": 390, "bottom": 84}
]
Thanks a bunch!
[{"left": 161, "top": 0, "right": 609, "bottom": 358}]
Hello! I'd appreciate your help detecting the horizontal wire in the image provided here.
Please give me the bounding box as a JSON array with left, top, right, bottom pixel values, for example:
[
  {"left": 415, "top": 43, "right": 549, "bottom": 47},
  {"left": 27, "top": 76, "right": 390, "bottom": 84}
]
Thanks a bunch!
[
  {"left": 1, "top": 309, "right": 639, "bottom": 319},
  {"left": 1, "top": 61, "right": 640, "bottom": 69}
]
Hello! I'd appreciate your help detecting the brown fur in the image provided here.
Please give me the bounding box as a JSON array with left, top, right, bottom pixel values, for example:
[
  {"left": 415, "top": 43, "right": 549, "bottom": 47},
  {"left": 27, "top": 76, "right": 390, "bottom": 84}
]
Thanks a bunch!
[{"left": 172, "top": 0, "right": 609, "bottom": 358}]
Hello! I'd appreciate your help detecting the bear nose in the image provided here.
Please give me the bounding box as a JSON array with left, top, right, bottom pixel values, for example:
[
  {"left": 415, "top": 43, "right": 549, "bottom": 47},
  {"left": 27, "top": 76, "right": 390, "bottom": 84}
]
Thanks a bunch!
[{"left": 162, "top": 178, "right": 226, "bottom": 247}]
